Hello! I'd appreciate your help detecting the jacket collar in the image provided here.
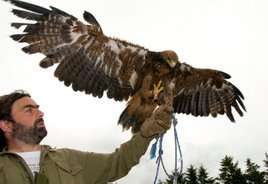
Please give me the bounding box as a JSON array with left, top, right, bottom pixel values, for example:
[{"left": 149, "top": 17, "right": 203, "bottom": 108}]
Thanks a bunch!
[{"left": 0, "top": 145, "right": 54, "bottom": 156}]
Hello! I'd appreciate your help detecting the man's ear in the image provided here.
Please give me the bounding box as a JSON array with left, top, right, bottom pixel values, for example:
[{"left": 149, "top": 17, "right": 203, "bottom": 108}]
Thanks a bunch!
[{"left": 0, "top": 120, "right": 14, "bottom": 133}]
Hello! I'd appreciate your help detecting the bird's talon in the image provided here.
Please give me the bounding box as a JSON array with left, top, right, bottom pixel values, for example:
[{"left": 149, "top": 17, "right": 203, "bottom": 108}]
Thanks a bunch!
[{"left": 153, "top": 81, "right": 164, "bottom": 100}]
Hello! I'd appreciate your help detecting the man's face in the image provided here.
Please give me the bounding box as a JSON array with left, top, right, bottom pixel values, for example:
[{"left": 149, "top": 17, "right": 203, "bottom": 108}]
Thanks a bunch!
[{"left": 10, "top": 97, "right": 47, "bottom": 145}]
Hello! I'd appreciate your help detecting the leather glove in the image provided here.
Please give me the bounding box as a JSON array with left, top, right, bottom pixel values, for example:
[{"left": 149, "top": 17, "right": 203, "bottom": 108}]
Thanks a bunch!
[{"left": 140, "top": 105, "right": 174, "bottom": 138}]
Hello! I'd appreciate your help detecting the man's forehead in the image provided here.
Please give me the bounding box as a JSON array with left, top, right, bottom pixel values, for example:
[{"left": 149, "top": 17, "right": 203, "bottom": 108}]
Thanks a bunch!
[{"left": 12, "top": 97, "right": 38, "bottom": 110}]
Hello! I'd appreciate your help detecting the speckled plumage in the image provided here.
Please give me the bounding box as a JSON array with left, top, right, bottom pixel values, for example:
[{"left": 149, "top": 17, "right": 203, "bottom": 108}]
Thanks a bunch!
[{"left": 5, "top": 0, "right": 246, "bottom": 133}]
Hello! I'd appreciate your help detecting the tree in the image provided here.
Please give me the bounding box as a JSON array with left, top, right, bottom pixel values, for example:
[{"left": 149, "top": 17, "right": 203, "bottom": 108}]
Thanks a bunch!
[
  {"left": 217, "top": 155, "right": 246, "bottom": 184},
  {"left": 244, "top": 158, "right": 265, "bottom": 184},
  {"left": 159, "top": 153, "right": 268, "bottom": 184},
  {"left": 198, "top": 165, "right": 215, "bottom": 184},
  {"left": 185, "top": 165, "right": 198, "bottom": 184},
  {"left": 158, "top": 170, "right": 186, "bottom": 184},
  {"left": 263, "top": 153, "right": 268, "bottom": 183}
]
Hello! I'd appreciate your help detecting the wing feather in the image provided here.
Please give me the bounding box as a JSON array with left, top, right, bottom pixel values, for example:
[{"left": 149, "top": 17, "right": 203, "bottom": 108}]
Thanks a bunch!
[
  {"left": 190, "top": 90, "right": 198, "bottom": 116},
  {"left": 83, "top": 11, "right": 102, "bottom": 28},
  {"left": 202, "top": 88, "right": 210, "bottom": 116},
  {"left": 11, "top": 9, "right": 42, "bottom": 21},
  {"left": 172, "top": 63, "right": 246, "bottom": 121},
  {"left": 198, "top": 87, "right": 206, "bottom": 116},
  {"left": 7, "top": 0, "right": 149, "bottom": 101},
  {"left": 184, "top": 94, "right": 192, "bottom": 115},
  {"left": 5, "top": 0, "right": 246, "bottom": 123}
]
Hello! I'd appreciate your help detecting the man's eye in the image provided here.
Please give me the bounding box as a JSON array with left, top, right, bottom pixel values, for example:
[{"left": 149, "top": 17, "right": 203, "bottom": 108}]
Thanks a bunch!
[{"left": 26, "top": 108, "right": 33, "bottom": 113}]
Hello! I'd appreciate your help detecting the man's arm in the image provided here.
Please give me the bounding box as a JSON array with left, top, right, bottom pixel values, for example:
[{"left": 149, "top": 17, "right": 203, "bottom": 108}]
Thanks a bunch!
[
  {"left": 94, "top": 105, "right": 174, "bottom": 183},
  {"left": 95, "top": 132, "right": 153, "bottom": 183}
]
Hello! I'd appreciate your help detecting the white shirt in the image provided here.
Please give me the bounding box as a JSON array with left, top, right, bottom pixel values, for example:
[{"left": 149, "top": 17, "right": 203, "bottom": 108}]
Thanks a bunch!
[{"left": 16, "top": 151, "right": 41, "bottom": 174}]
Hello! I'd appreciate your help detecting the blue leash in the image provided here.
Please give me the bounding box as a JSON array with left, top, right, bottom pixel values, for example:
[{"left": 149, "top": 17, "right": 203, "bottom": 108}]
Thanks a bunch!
[{"left": 151, "top": 115, "right": 183, "bottom": 184}]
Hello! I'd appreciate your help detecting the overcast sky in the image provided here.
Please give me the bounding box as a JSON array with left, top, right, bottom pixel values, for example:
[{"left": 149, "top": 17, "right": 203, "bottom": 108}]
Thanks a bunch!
[{"left": 0, "top": 0, "right": 267, "bottom": 183}]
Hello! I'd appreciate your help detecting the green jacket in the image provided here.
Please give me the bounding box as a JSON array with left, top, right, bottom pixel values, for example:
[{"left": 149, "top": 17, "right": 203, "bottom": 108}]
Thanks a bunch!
[{"left": 0, "top": 133, "right": 153, "bottom": 184}]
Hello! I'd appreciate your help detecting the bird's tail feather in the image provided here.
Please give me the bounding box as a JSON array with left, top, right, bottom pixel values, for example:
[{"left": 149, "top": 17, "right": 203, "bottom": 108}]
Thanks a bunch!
[{"left": 118, "top": 106, "right": 142, "bottom": 134}]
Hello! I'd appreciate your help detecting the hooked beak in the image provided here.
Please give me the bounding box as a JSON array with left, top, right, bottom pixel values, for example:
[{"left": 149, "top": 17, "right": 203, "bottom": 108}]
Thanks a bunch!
[{"left": 167, "top": 59, "right": 178, "bottom": 71}]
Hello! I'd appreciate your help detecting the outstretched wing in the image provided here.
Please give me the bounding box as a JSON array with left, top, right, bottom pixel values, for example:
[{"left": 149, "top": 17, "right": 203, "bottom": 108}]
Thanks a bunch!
[
  {"left": 172, "top": 63, "right": 246, "bottom": 122},
  {"left": 7, "top": 0, "right": 149, "bottom": 101}
]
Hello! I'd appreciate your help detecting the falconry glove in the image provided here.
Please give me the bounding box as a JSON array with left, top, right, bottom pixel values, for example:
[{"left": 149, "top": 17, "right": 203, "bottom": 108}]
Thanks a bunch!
[{"left": 140, "top": 105, "right": 174, "bottom": 138}]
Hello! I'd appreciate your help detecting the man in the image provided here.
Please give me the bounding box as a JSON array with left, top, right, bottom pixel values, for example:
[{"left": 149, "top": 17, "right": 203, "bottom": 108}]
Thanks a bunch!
[{"left": 0, "top": 90, "right": 173, "bottom": 184}]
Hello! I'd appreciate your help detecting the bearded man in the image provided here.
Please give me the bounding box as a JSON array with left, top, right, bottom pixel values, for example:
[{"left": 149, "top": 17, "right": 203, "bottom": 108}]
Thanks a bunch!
[{"left": 0, "top": 90, "right": 173, "bottom": 184}]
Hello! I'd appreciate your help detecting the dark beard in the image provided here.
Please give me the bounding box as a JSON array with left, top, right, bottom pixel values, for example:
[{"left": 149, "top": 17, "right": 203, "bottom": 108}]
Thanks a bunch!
[{"left": 12, "top": 119, "right": 47, "bottom": 145}]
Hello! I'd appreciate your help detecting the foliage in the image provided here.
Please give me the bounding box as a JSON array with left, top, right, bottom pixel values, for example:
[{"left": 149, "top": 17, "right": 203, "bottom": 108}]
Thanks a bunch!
[
  {"left": 198, "top": 165, "right": 215, "bottom": 184},
  {"left": 263, "top": 152, "right": 268, "bottom": 183},
  {"left": 185, "top": 165, "right": 198, "bottom": 184},
  {"left": 217, "top": 155, "right": 246, "bottom": 183},
  {"left": 158, "top": 153, "right": 268, "bottom": 184},
  {"left": 244, "top": 158, "right": 265, "bottom": 183}
]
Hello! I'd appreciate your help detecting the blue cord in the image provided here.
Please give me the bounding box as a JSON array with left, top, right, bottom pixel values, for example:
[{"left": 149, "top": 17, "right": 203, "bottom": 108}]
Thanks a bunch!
[{"left": 152, "top": 115, "right": 183, "bottom": 184}]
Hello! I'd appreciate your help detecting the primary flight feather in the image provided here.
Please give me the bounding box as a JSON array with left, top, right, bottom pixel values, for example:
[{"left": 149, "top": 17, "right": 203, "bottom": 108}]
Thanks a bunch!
[{"left": 4, "top": 0, "right": 246, "bottom": 133}]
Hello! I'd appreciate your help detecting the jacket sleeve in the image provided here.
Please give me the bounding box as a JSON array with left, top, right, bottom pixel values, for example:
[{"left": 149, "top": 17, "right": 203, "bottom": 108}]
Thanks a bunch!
[{"left": 92, "top": 132, "right": 153, "bottom": 183}]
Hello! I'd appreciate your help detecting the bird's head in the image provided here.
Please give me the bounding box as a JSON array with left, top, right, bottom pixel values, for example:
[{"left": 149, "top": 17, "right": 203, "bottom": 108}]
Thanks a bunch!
[{"left": 159, "top": 50, "right": 179, "bottom": 70}]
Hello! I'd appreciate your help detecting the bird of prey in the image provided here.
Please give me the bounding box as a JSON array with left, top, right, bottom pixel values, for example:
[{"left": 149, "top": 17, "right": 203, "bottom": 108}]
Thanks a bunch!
[{"left": 3, "top": 0, "right": 246, "bottom": 133}]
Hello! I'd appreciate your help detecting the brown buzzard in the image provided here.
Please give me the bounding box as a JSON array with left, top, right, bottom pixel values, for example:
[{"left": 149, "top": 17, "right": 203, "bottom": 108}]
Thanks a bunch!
[{"left": 4, "top": 0, "right": 246, "bottom": 133}]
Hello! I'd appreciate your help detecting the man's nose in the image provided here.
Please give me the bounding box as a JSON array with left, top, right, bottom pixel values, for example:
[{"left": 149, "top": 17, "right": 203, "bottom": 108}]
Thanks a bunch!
[{"left": 35, "top": 108, "right": 44, "bottom": 118}]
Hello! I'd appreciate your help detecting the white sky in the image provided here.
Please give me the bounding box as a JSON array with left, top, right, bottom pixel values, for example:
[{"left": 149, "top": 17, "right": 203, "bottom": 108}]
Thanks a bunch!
[{"left": 0, "top": 0, "right": 267, "bottom": 183}]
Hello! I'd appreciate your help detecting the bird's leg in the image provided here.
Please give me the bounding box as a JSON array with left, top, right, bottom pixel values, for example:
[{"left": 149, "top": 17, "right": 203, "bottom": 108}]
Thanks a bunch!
[{"left": 153, "top": 80, "right": 164, "bottom": 101}]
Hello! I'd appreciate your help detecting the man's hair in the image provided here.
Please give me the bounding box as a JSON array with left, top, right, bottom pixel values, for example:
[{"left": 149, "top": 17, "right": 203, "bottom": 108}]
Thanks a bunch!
[{"left": 0, "top": 90, "right": 31, "bottom": 150}]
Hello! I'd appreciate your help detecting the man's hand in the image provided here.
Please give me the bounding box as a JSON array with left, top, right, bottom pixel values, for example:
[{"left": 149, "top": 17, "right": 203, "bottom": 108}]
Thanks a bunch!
[{"left": 140, "top": 105, "right": 174, "bottom": 138}]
